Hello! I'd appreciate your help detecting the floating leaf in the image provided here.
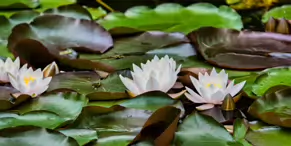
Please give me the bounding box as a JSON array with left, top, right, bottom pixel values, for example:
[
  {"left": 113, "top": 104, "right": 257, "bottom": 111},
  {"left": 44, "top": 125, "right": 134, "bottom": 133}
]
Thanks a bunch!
[
  {"left": 246, "top": 121, "right": 291, "bottom": 146},
  {"left": 0, "top": 0, "right": 40, "bottom": 9},
  {"left": 252, "top": 67, "right": 291, "bottom": 96},
  {"left": 98, "top": 3, "right": 242, "bottom": 34},
  {"left": 60, "top": 129, "right": 98, "bottom": 145},
  {"left": 0, "top": 111, "right": 66, "bottom": 130},
  {"left": 248, "top": 86, "right": 291, "bottom": 127},
  {"left": 129, "top": 106, "right": 180, "bottom": 145},
  {"left": 15, "top": 91, "right": 88, "bottom": 121},
  {"left": 0, "top": 126, "right": 78, "bottom": 146},
  {"left": 174, "top": 112, "right": 235, "bottom": 146},
  {"left": 0, "top": 86, "right": 30, "bottom": 111},
  {"left": 262, "top": 5, "right": 291, "bottom": 23},
  {"left": 233, "top": 118, "right": 251, "bottom": 145},
  {"left": 189, "top": 27, "right": 291, "bottom": 70},
  {"left": 88, "top": 91, "right": 176, "bottom": 111},
  {"left": 8, "top": 14, "right": 114, "bottom": 71}
]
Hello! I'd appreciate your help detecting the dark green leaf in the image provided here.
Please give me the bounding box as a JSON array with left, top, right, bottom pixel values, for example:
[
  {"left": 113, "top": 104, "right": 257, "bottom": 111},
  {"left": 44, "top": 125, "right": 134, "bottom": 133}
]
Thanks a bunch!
[
  {"left": 174, "top": 111, "right": 235, "bottom": 146},
  {"left": 0, "top": 0, "right": 40, "bottom": 9},
  {"left": 44, "top": 4, "right": 92, "bottom": 20},
  {"left": 0, "top": 126, "right": 79, "bottom": 146},
  {"left": 233, "top": 118, "right": 248, "bottom": 141}
]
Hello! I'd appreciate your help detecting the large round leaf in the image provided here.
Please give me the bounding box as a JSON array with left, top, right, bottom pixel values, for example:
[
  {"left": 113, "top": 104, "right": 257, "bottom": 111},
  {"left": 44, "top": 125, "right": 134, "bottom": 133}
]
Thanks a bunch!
[
  {"left": 174, "top": 112, "right": 235, "bottom": 146},
  {"left": 0, "top": 111, "right": 66, "bottom": 130},
  {"left": 262, "top": 5, "right": 291, "bottom": 23},
  {"left": 189, "top": 27, "right": 291, "bottom": 70},
  {"left": 0, "top": 126, "right": 78, "bottom": 146},
  {"left": 246, "top": 121, "right": 291, "bottom": 146},
  {"left": 60, "top": 129, "right": 98, "bottom": 145},
  {"left": 15, "top": 91, "right": 88, "bottom": 121},
  {"left": 248, "top": 86, "right": 291, "bottom": 127},
  {"left": 0, "top": 0, "right": 40, "bottom": 9},
  {"left": 252, "top": 67, "right": 291, "bottom": 96},
  {"left": 98, "top": 3, "right": 242, "bottom": 34}
]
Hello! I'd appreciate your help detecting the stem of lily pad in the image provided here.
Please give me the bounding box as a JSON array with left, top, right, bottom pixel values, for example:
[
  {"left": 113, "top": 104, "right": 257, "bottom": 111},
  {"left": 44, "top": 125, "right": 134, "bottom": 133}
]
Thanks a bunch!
[{"left": 96, "top": 0, "right": 115, "bottom": 12}]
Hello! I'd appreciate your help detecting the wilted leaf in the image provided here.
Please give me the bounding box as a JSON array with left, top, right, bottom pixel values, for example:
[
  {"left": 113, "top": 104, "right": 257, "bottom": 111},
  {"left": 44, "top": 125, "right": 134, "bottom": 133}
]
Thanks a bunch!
[
  {"left": 60, "top": 129, "right": 98, "bottom": 145},
  {"left": 0, "top": 126, "right": 79, "bottom": 146},
  {"left": 98, "top": 3, "right": 242, "bottom": 34},
  {"left": 0, "top": 0, "right": 40, "bottom": 9},
  {"left": 0, "top": 86, "right": 30, "bottom": 111},
  {"left": 262, "top": 5, "right": 291, "bottom": 23},
  {"left": 129, "top": 106, "right": 180, "bottom": 146},
  {"left": 8, "top": 14, "right": 114, "bottom": 71},
  {"left": 15, "top": 91, "right": 88, "bottom": 121},
  {"left": 248, "top": 85, "right": 291, "bottom": 127},
  {"left": 88, "top": 91, "right": 176, "bottom": 111},
  {"left": 0, "top": 111, "right": 66, "bottom": 129},
  {"left": 246, "top": 121, "right": 291, "bottom": 146},
  {"left": 174, "top": 111, "right": 235, "bottom": 146},
  {"left": 252, "top": 67, "right": 291, "bottom": 96},
  {"left": 189, "top": 27, "right": 291, "bottom": 70}
]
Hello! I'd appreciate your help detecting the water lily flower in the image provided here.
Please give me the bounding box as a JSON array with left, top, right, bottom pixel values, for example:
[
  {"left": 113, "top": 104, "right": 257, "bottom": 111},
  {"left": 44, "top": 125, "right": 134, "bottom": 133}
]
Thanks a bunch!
[
  {"left": 185, "top": 68, "right": 246, "bottom": 110},
  {"left": 8, "top": 64, "right": 52, "bottom": 97},
  {"left": 119, "top": 55, "right": 181, "bottom": 97},
  {"left": 0, "top": 57, "right": 20, "bottom": 83}
]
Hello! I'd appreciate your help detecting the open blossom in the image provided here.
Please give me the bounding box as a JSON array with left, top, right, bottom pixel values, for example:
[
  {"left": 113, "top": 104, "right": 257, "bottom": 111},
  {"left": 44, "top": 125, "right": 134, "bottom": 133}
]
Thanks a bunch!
[
  {"left": 185, "top": 68, "right": 246, "bottom": 110},
  {"left": 119, "top": 55, "right": 181, "bottom": 96},
  {"left": 8, "top": 64, "right": 52, "bottom": 97},
  {"left": 0, "top": 57, "right": 20, "bottom": 83}
]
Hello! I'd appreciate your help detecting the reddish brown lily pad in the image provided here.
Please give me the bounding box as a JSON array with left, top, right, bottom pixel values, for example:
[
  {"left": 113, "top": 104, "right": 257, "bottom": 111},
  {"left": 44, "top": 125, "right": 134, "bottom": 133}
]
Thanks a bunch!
[
  {"left": 188, "top": 27, "right": 291, "bottom": 70},
  {"left": 0, "top": 86, "right": 31, "bottom": 111},
  {"left": 8, "top": 14, "right": 114, "bottom": 71}
]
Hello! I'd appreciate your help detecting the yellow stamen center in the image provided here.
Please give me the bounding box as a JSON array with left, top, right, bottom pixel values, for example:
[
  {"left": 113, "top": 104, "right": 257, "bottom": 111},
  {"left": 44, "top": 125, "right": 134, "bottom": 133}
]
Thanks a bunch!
[
  {"left": 24, "top": 76, "right": 36, "bottom": 86},
  {"left": 206, "top": 83, "right": 222, "bottom": 88}
]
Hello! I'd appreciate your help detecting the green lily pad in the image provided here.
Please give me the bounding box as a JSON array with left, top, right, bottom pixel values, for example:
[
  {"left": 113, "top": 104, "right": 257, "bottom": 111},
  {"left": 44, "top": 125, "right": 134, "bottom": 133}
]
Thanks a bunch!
[
  {"left": 262, "top": 5, "right": 291, "bottom": 23},
  {"left": 233, "top": 118, "right": 252, "bottom": 146},
  {"left": 95, "top": 134, "right": 135, "bottom": 146},
  {"left": 248, "top": 85, "right": 291, "bottom": 127},
  {"left": 0, "top": 0, "right": 40, "bottom": 9},
  {"left": 38, "top": 0, "right": 77, "bottom": 11},
  {"left": 60, "top": 129, "right": 98, "bottom": 145},
  {"left": 89, "top": 91, "right": 176, "bottom": 111},
  {"left": 252, "top": 67, "right": 291, "bottom": 96},
  {"left": 0, "top": 126, "right": 78, "bottom": 146},
  {"left": 246, "top": 121, "right": 291, "bottom": 146},
  {"left": 15, "top": 91, "right": 88, "bottom": 121},
  {"left": 98, "top": 3, "right": 242, "bottom": 34},
  {"left": 0, "top": 111, "right": 66, "bottom": 130},
  {"left": 174, "top": 112, "right": 235, "bottom": 146}
]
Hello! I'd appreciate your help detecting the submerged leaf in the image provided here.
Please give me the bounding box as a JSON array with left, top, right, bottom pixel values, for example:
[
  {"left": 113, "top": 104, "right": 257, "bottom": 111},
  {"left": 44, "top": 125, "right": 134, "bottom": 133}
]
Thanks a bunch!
[
  {"left": 189, "top": 27, "right": 291, "bottom": 70},
  {"left": 98, "top": 3, "right": 242, "bottom": 34}
]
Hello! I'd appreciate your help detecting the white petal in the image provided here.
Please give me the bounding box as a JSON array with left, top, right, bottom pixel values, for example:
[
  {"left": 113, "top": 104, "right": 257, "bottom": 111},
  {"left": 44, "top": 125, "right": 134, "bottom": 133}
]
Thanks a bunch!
[
  {"left": 185, "top": 87, "right": 206, "bottom": 103},
  {"left": 210, "top": 90, "right": 226, "bottom": 104},
  {"left": 229, "top": 80, "right": 246, "bottom": 96},
  {"left": 210, "top": 67, "right": 218, "bottom": 76},
  {"left": 225, "top": 80, "right": 234, "bottom": 93},
  {"left": 8, "top": 74, "right": 20, "bottom": 90},
  {"left": 119, "top": 75, "right": 140, "bottom": 95},
  {"left": 145, "top": 73, "right": 160, "bottom": 92},
  {"left": 175, "top": 64, "right": 182, "bottom": 74},
  {"left": 189, "top": 76, "right": 203, "bottom": 95},
  {"left": 32, "top": 85, "right": 49, "bottom": 96},
  {"left": 196, "top": 103, "right": 215, "bottom": 111}
]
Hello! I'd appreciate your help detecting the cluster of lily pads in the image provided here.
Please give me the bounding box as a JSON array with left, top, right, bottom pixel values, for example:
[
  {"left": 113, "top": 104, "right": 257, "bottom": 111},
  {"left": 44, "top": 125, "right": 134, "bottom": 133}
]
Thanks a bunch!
[{"left": 2, "top": 0, "right": 291, "bottom": 146}]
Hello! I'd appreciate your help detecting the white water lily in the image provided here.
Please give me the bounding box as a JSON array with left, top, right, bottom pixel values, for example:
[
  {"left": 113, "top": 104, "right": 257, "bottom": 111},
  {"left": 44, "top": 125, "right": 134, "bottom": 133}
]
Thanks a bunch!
[
  {"left": 119, "top": 55, "right": 181, "bottom": 96},
  {"left": 185, "top": 68, "right": 246, "bottom": 110},
  {"left": 8, "top": 64, "right": 52, "bottom": 97},
  {"left": 0, "top": 57, "right": 20, "bottom": 83}
]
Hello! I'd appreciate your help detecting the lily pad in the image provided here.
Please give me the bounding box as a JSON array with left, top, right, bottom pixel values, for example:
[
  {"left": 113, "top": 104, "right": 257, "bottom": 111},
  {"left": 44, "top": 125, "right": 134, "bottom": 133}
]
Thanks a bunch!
[
  {"left": 8, "top": 14, "right": 114, "bottom": 71},
  {"left": 0, "top": 126, "right": 79, "bottom": 146},
  {"left": 262, "top": 5, "right": 291, "bottom": 23},
  {"left": 98, "top": 3, "right": 242, "bottom": 34},
  {"left": 174, "top": 111, "right": 235, "bottom": 146},
  {"left": 88, "top": 91, "right": 176, "bottom": 111},
  {"left": 252, "top": 67, "right": 291, "bottom": 96},
  {"left": 15, "top": 91, "right": 88, "bottom": 121},
  {"left": 246, "top": 121, "right": 291, "bottom": 146},
  {"left": 0, "top": 0, "right": 40, "bottom": 9},
  {"left": 248, "top": 86, "right": 291, "bottom": 127},
  {"left": 0, "top": 111, "right": 66, "bottom": 130},
  {"left": 60, "top": 129, "right": 98, "bottom": 145},
  {"left": 189, "top": 27, "right": 291, "bottom": 70},
  {"left": 130, "top": 106, "right": 181, "bottom": 145}
]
